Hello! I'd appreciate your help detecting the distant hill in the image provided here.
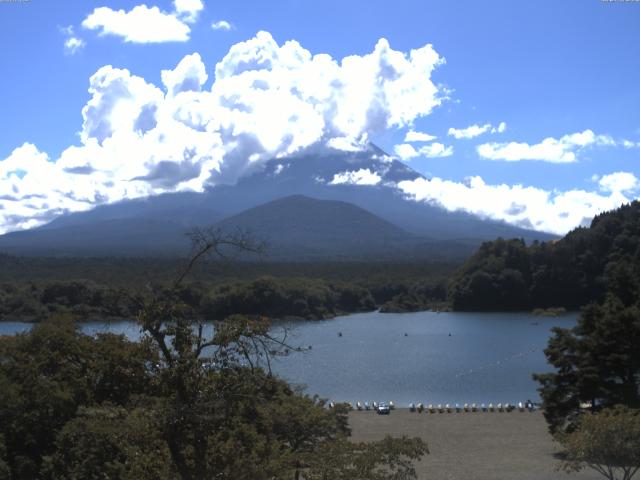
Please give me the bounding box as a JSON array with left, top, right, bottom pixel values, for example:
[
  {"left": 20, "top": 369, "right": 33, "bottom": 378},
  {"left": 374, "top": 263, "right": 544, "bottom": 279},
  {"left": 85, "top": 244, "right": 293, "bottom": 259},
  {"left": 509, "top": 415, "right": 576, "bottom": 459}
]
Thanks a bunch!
[
  {"left": 216, "top": 195, "right": 412, "bottom": 257},
  {"left": 0, "top": 144, "right": 555, "bottom": 258}
]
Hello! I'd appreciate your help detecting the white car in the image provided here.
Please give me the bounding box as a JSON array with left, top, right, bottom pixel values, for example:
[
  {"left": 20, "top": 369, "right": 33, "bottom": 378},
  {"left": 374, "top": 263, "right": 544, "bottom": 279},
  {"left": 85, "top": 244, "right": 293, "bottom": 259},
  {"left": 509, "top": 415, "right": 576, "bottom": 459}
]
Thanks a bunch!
[{"left": 377, "top": 402, "right": 390, "bottom": 415}]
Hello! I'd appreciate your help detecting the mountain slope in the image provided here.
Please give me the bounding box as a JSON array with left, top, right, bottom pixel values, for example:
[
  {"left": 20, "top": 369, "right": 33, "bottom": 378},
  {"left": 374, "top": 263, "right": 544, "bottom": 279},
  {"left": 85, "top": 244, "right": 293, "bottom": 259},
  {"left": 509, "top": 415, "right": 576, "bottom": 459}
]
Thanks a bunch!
[
  {"left": 215, "top": 195, "right": 415, "bottom": 260},
  {"left": 202, "top": 145, "right": 556, "bottom": 243},
  {"left": 0, "top": 144, "right": 556, "bottom": 257}
]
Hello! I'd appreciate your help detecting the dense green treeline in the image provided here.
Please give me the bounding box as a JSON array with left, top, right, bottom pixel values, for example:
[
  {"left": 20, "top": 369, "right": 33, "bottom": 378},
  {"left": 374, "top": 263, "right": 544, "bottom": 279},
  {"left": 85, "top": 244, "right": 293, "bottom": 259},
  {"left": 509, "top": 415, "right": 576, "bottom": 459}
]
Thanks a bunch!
[
  {"left": 0, "top": 259, "right": 453, "bottom": 321},
  {"left": 0, "top": 255, "right": 456, "bottom": 285},
  {"left": 450, "top": 201, "right": 640, "bottom": 311}
]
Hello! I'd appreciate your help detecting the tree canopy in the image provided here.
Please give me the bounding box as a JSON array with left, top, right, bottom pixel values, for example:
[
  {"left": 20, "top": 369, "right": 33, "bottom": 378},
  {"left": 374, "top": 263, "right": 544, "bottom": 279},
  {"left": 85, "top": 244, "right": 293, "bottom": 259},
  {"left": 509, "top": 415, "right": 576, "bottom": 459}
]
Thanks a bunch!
[
  {"left": 556, "top": 406, "right": 640, "bottom": 480},
  {"left": 0, "top": 229, "right": 428, "bottom": 479},
  {"left": 450, "top": 201, "right": 640, "bottom": 311},
  {"left": 533, "top": 224, "right": 640, "bottom": 433}
]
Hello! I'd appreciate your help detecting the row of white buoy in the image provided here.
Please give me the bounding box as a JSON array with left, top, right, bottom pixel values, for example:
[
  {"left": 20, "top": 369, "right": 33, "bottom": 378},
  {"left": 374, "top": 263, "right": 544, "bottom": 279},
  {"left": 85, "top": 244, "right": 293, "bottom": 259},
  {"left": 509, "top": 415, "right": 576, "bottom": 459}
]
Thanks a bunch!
[
  {"left": 328, "top": 401, "right": 396, "bottom": 411},
  {"left": 408, "top": 402, "right": 535, "bottom": 413},
  {"left": 327, "top": 401, "right": 536, "bottom": 412}
]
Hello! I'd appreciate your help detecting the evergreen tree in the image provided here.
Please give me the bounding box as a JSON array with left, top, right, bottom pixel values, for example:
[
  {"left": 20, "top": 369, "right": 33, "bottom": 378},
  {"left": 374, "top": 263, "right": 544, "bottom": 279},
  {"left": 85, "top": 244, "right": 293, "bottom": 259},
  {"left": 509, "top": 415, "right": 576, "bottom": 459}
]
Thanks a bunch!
[{"left": 534, "top": 258, "right": 640, "bottom": 433}]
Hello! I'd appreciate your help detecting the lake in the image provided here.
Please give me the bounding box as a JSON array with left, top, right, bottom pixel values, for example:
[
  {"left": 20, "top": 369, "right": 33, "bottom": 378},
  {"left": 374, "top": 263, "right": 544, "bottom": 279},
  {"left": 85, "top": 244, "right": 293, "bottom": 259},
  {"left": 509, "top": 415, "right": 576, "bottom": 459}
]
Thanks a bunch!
[{"left": 0, "top": 310, "right": 576, "bottom": 406}]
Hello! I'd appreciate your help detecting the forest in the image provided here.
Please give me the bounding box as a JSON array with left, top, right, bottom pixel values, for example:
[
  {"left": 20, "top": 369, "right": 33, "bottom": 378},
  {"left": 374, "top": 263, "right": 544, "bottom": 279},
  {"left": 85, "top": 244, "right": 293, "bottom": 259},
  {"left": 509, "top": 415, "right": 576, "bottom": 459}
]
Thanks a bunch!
[
  {"left": 449, "top": 201, "right": 640, "bottom": 311},
  {"left": 0, "top": 256, "right": 453, "bottom": 322}
]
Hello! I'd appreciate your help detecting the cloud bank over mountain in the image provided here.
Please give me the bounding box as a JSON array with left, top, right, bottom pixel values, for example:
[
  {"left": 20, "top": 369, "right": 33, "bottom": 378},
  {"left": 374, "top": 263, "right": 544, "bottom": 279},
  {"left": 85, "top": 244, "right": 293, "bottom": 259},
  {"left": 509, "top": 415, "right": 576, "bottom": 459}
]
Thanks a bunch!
[
  {"left": 0, "top": 28, "right": 638, "bottom": 237},
  {"left": 398, "top": 172, "right": 639, "bottom": 234},
  {"left": 0, "top": 32, "right": 444, "bottom": 233}
]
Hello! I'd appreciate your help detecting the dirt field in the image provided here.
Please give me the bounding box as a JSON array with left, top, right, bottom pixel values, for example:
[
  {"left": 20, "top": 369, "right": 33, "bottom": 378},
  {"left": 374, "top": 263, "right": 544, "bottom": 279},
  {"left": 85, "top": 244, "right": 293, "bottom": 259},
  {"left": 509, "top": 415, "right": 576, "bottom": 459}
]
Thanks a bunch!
[{"left": 349, "top": 409, "right": 600, "bottom": 480}]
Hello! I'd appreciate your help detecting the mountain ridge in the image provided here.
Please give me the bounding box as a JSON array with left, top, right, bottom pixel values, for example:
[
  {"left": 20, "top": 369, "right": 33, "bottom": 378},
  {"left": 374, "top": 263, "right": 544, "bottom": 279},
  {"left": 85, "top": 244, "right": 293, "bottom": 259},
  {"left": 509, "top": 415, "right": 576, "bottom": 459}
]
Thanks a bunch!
[{"left": 0, "top": 144, "right": 556, "bottom": 258}]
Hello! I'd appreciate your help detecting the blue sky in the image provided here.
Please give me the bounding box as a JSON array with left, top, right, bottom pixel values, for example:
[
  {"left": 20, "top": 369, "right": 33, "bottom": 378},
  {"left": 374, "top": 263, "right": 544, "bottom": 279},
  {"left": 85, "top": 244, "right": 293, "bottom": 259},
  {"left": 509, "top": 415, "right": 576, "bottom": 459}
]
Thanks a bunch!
[{"left": 0, "top": 0, "right": 639, "bottom": 234}]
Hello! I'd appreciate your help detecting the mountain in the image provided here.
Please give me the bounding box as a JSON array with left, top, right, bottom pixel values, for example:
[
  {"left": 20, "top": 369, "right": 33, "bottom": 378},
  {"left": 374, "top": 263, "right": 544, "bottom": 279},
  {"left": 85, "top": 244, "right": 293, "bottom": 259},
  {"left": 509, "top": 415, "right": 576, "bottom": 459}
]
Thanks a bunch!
[
  {"left": 214, "top": 195, "right": 477, "bottom": 260},
  {"left": 0, "top": 195, "right": 476, "bottom": 260},
  {"left": 0, "top": 144, "right": 555, "bottom": 258},
  {"left": 216, "top": 195, "right": 411, "bottom": 251}
]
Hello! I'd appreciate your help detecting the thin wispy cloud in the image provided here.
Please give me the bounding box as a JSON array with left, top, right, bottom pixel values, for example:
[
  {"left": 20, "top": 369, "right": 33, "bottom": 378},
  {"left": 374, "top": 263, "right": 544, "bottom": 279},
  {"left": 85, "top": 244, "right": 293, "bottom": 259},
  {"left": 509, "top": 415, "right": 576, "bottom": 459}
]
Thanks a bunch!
[
  {"left": 448, "top": 122, "right": 506, "bottom": 139},
  {"left": 404, "top": 130, "right": 437, "bottom": 143},
  {"left": 477, "top": 129, "right": 616, "bottom": 163},
  {"left": 394, "top": 142, "right": 453, "bottom": 160}
]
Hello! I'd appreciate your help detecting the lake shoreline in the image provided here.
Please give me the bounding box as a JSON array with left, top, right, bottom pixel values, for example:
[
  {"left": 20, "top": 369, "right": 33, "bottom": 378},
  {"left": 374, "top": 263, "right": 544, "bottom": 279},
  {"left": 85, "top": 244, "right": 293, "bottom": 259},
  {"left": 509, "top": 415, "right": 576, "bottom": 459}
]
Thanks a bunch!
[{"left": 0, "top": 306, "right": 580, "bottom": 324}]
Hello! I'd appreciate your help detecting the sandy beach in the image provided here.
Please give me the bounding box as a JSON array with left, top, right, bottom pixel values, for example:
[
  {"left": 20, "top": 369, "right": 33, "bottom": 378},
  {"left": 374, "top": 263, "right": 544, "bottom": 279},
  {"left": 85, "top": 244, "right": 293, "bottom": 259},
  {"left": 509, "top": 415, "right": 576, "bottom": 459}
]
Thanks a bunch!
[{"left": 349, "top": 409, "right": 601, "bottom": 480}]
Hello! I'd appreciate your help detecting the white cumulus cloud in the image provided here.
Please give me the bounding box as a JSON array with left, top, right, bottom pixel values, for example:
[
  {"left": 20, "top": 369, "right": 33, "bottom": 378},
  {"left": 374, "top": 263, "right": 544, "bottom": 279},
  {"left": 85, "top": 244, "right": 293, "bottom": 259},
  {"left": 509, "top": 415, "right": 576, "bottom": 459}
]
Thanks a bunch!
[
  {"left": 211, "top": 20, "right": 233, "bottom": 31},
  {"left": 420, "top": 142, "right": 453, "bottom": 158},
  {"left": 61, "top": 25, "right": 86, "bottom": 55},
  {"left": 477, "top": 129, "right": 616, "bottom": 163},
  {"left": 82, "top": 4, "right": 196, "bottom": 43},
  {"left": 495, "top": 121, "right": 507, "bottom": 133},
  {"left": 394, "top": 143, "right": 419, "bottom": 160},
  {"left": 330, "top": 168, "right": 381, "bottom": 186},
  {"left": 598, "top": 171, "right": 639, "bottom": 193},
  {"left": 161, "top": 52, "right": 209, "bottom": 96},
  {"left": 0, "top": 32, "right": 446, "bottom": 234},
  {"left": 398, "top": 173, "right": 639, "bottom": 235},
  {"left": 64, "top": 36, "right": 85, "bottom": 55},
  {"left": 173, "top": 0, "right": 204, "bottom": 23}
]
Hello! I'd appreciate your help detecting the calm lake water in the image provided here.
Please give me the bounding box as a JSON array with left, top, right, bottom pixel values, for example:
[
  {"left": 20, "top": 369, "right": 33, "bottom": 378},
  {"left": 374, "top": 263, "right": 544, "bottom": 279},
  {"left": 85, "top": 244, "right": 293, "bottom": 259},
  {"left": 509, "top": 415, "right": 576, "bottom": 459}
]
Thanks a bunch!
[{"left": 0, "top": 311, "right": 577, "bottom": 406}]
